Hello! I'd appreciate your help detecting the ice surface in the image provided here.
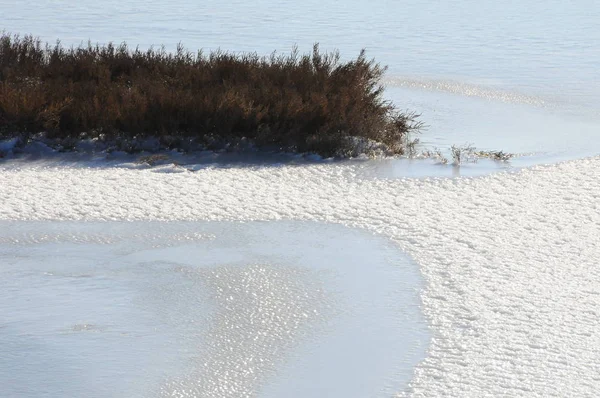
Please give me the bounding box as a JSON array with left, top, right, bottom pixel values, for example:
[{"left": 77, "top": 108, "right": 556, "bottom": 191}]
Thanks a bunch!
[
  {"left": 1, "top": 155, "right": 599, "bottom": 396},
  {"left": 0, "top": 221, "right": 427, "bottom": 397}
]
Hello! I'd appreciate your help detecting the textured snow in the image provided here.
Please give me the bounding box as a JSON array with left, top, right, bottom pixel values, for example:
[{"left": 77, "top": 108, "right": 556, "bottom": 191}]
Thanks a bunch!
[{"left": 1, "top": 156, "right": 600, "bottom": 396}]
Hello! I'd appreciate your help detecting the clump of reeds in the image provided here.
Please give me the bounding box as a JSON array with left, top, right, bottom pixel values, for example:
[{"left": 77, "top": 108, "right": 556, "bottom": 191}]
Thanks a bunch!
[{"left": 0, "top": 33, "right": 421, "bottom": 157}]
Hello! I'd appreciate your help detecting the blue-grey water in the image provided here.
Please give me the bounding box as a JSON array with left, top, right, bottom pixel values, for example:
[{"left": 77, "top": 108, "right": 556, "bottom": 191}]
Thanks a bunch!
[{"left": 0, "top": 221, "right": 428, "bottom": 397}]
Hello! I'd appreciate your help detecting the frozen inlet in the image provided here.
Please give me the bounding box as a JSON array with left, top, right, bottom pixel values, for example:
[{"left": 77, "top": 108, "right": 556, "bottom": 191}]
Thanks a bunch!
[{"left": 0, "top": 220, "right": 429, "bottom": 398}]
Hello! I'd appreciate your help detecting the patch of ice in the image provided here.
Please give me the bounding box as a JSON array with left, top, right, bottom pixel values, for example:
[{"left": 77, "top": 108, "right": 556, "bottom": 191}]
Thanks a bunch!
[
  {"left": 384, "top": 76, "right": 550, "bottom": 107},
  {"left": 0, "top": 220, "right": 425, "bottom": 397},
  {"left": 160, "top": 263, "right": 328, "bottom": 398}
]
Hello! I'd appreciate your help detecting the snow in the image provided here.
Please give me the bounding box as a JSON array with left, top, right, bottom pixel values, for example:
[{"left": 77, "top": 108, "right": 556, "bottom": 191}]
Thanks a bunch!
[{"left": 1, "top": 155, "right": 599, "bottom": 396}]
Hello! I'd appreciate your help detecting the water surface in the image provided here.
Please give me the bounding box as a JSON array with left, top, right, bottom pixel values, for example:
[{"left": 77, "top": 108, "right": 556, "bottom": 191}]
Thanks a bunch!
[{"left": 0, "top": 221, "right": 429, "bottom": 397}]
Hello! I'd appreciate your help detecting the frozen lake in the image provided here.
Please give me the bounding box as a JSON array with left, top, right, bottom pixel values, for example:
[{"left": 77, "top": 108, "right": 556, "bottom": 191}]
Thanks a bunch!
[{"left": 1, "top": 0, "right": 600, "bottom": 397}]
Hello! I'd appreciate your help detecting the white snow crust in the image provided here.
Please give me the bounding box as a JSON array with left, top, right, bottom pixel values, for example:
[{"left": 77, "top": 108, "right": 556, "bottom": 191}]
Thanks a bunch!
[{"left": 1, "top": 156, "right": 599, "bottom": 396}]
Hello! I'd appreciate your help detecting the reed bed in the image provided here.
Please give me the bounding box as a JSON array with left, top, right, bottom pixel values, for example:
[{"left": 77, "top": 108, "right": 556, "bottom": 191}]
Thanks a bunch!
[{"left": 0, "top": 33, "right": 420, "bottom": 156}]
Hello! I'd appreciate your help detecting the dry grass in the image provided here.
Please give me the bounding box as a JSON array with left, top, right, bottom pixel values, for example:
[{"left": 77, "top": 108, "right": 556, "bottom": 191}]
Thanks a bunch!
[{"left": 0, "top": 33, "right": 421, "bottom": 157}]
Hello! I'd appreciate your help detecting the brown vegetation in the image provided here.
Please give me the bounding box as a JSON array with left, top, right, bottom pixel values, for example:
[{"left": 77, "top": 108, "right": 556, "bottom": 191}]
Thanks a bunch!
[{"left": 0, "top": 33, "right": 421, "bottom": 156}]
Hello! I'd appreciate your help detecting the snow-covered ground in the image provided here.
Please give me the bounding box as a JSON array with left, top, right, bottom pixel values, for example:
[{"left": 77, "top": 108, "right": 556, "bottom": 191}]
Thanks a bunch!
[{"left": 1, "top": 155, "right": 599, "bottom": 396}]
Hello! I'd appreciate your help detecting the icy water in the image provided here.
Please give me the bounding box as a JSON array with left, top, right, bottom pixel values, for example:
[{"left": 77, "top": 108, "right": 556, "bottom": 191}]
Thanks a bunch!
[
  {"left": 0, "top": 221, "right": 427, "bottom": 397},
  {"left": 1, "top": 1, "right": 600, "bottom": 397}
]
